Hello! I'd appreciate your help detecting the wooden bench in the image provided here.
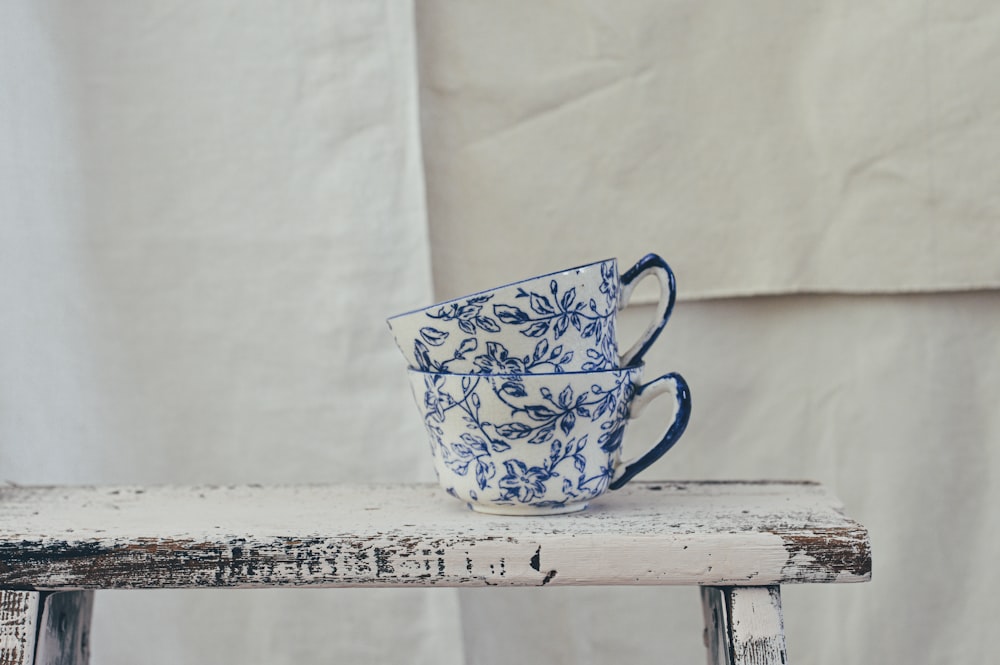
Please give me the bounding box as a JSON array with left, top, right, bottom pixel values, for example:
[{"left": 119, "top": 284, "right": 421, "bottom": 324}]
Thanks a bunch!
[{"left": 0, "top": 481, "right": 870, "bottom": 665}]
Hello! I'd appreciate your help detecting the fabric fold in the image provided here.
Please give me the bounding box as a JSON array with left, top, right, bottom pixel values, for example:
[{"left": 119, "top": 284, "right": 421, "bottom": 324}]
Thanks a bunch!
[{"left": 417, "top": 0, "right": 1000, "bottom": 302}]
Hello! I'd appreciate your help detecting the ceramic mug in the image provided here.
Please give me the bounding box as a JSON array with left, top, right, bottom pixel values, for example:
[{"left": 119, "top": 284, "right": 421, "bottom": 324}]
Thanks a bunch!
[
  {"left": 387, "top": 255, "right": 676, "bottom": 374},
  {"left": 408, "top": 364, "right": 691, "bottom": 515}
]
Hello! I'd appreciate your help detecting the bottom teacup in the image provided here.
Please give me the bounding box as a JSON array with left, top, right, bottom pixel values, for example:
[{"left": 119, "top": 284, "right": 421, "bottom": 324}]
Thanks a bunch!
[{"left": 407, "top": 364, "right": 691, "bottom": 515}]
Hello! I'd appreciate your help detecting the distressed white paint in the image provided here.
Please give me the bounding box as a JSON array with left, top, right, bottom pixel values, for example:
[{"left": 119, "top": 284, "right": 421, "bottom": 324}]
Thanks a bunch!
[
  {"left": 727, "top": 587, "right": 787, "bottom": 665},
  {"left": 702, "top": 586, "right": 788, "bottom": 665},
  {"left": 0, "top": 482, "right": 870, "bottom": 590},
  {"left": 0, "top": 591, "right": 39, "bottom": 665}
]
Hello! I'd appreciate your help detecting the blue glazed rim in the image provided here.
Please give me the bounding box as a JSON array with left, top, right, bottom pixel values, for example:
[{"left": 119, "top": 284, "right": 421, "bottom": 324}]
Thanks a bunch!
[{"left": 387, "top": 257, "right": 615, "bottom": 324}]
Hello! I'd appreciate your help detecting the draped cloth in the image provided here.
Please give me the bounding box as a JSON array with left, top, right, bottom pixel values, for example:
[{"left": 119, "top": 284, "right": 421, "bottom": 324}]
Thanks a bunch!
[
  {"left": 418, "top": 0, "right": 1000, "bottom": 302},
  {"left": 423, "top": 4, "right": 1000, "bottom": 664},
  {"left": 2, "top": 2, "right": 998, "bottom": 664},
  {"left": 1, "top": 2, "right": 461, "bottom": 663}
]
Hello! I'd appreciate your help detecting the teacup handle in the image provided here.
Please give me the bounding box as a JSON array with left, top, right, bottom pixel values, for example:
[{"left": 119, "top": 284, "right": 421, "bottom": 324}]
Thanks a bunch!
[
  {"left": 618, "top": 254, "right": 677, "bottom": 367},
  {"left": 609, "top": 372, "right": 691, "bottom": 490}
]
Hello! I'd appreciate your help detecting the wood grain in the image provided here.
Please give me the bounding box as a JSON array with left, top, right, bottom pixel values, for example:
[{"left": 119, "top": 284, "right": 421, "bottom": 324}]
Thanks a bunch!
[{"left": 0, "top": 481, "right": 870, "bottom": 590}]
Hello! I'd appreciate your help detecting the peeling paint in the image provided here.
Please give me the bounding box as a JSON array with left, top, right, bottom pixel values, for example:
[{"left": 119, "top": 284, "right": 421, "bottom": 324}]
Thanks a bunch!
[
  {"left": 780, "top": 529, "right": 872, "bottom": 580},
  {"left": 0, "top": 482, "right": 870, "bottom": 590}
]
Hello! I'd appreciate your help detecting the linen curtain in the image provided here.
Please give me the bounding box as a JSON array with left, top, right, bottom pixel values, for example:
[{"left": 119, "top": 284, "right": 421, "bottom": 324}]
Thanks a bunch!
[
  {"left": 2, "top": 1, "right": 998, "bottom": 664},
  {"left": 418, "top": 4, "right": 1000, "bottom": 663},
  {"left": 418, "top": 0, "right": 1000, "bottom": 301},
  {"left": 2, "top": 1, "right": 462, "bottom": 663}
]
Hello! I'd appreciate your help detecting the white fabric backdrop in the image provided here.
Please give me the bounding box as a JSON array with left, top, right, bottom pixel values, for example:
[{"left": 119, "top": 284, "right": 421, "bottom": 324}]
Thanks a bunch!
[
  {"left": 417, "top": 0, "right": 1000, "bottom": 301},
  {"left": 3, "top": 1, "right": 999, "bottom": 664},
  {"left": 1, "top": 2, "right": 463, "bottom": 663}
]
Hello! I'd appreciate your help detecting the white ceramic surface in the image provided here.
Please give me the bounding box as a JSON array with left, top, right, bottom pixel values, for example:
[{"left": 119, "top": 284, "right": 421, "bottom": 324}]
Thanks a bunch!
[
  {"left": 387, "top": 255, "right": 676, "bottom": 374},
  {"left": 408, "top": 364, "right": 691, "bottom": 515}
]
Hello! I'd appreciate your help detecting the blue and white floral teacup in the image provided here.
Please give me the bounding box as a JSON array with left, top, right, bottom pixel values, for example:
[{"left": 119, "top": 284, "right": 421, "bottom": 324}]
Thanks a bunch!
[
  {"left": 387, "top": 255, "right": 676, "bottom": 374},
  {"left": 408, "top": 364, "right": 691, "bottom": 515}
]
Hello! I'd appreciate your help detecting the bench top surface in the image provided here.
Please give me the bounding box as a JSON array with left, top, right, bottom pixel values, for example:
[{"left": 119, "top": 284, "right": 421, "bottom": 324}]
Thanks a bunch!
[{"left": 0, "top": 481, "right": 871, "bottom": 590}]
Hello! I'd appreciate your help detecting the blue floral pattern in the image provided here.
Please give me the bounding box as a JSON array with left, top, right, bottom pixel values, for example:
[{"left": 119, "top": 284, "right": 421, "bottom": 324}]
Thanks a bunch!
[
  {"left": 411, "top": 366, "right": 643, "bottom": 512},
  {"left": 390, "top": 260, "right": 622, "bottom": 375}
]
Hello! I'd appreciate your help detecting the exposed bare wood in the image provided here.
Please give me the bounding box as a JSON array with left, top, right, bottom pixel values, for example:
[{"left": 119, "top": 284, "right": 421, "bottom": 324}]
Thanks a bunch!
[
  {"left": 34, "top": 592, "right": 92, "bottom": 665},
  {"left": 0, "top": 590, "right": 39, "bottom": 665},
  {"left": 0, "top": 482, "right": 871, "bottom": 590},
  {"left": 702, "top": 586, "right": 787, "bottom": 665}
]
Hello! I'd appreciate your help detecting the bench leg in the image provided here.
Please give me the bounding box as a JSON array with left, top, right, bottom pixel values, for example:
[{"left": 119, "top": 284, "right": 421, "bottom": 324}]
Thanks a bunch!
[
  {"left": 0, "top": 591, "right": 93, "bottom": 665},
  {"left": 701, "top": 586, "right": 787, "bottom": 665},
  {"left": 2, "top": 591, "right": 40, "bottom": 665}
]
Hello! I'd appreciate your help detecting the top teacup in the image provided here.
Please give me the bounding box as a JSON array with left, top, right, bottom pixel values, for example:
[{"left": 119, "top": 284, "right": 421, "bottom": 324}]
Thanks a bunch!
[{"left": 387, "top": 254, "right": 676, "bottom": 374}]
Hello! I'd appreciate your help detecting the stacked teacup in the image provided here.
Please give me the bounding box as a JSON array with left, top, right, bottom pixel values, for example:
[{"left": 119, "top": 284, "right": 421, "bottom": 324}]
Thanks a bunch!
[{"left": 387, "top": 255, "right": 691, "bottom": 515}]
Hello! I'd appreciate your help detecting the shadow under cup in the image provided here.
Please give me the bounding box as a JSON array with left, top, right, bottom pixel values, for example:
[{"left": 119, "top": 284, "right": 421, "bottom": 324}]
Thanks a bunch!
[
  {"left": 408, "top": 364, "right": 691, "bottom": 515},
  {"left": 387, "top": 255, "right": 676, "bottom": 374}
]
